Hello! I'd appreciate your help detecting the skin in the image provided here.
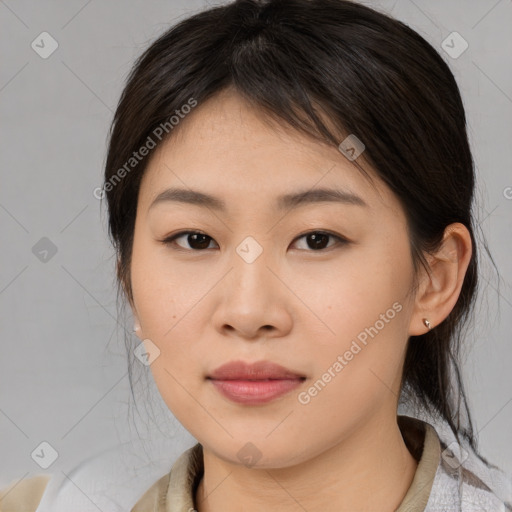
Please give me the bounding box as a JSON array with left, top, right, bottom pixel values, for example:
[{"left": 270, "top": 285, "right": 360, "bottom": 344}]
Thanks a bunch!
[{"left": 127, "top": 89, "right": 472, "bottom": 511}]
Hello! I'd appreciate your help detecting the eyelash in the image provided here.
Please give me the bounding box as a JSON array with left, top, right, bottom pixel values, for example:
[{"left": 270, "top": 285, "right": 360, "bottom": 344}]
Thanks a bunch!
[{"left": 159, "top": 230, "right": 350, "bottom": 253}]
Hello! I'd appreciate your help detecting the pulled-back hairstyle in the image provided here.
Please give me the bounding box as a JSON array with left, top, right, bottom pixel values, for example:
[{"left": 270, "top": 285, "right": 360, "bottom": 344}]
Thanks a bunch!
[{"left": 103, "top": 0, "right": 494, "bottom": 458}]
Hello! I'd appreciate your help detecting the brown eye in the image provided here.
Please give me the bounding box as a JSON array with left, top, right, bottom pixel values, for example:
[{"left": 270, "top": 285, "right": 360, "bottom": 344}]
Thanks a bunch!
[
  {"left": 292, "top": 231, "right": 347, "bottom": 251},
  {"left": 162, "top": 231, "right": 217, "bottom": 250}
]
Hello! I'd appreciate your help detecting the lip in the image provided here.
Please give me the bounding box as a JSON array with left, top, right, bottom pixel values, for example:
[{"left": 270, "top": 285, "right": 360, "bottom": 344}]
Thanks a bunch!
[{"left": 207, "top": 360, "right": 306, "bottom": 405}]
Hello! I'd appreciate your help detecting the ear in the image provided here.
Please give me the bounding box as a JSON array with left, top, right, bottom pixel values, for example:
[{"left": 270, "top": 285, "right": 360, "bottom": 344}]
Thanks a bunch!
[
  {"left": 131, "top": 308, "right": 144, "bottom": 341},
  {"left": 133, "top": 316, "right": 143, "bottom": 340},
  {"left": 408, "top": 222, "right": 472, "bottom": 336}
]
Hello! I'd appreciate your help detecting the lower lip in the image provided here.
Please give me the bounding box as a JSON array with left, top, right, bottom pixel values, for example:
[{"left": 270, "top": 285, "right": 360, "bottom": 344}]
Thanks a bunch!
[{"left": 209, "top": 378, "right": 304, "bottom": 404}]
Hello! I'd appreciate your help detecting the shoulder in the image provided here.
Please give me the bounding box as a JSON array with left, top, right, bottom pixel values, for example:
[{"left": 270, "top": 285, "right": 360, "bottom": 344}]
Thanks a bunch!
[
  {"left": 398, "top": 415, "right": 512, "bottom": 511},
  {"left": 130, "top": 473, "right": 171, "bottom": 511},
  {"left": 425, "top": 429, "right": 512, "bottom": 511},
  {"left": 131, "top": 443, "right": 203, "bottom": 511},
  {"left": 0, "top": 474, "right": 51, "bottom": 512},
  {"left": 0, "top": 439, "right": 192, "bottom": 511},
  {"left": 428, "top": 463, "right": 512, "bottom": 511}
]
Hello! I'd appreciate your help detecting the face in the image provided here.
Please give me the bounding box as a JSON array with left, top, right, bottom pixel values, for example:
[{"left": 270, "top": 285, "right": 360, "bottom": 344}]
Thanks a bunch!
[{"left": 129, "top": 90, "right": 418, "bottom": 468}]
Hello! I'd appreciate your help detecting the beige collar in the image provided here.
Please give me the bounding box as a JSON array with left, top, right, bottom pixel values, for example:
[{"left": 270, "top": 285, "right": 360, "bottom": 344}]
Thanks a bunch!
[
  {"left": 131, "top": 415, "right": 441, "bottom": 512},
  {"left": 396, "top": 415, "right": 441, "bottom": 511}
]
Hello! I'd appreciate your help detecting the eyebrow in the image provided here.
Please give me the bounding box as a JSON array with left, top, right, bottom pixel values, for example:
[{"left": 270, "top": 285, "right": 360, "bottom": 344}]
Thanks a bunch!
[{"left": 148, "top": 186, "right": 368, "bottom": 212}]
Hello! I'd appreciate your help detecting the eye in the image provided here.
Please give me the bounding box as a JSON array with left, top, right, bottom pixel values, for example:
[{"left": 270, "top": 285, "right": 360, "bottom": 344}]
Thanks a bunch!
[
  {"left": 291, "top": 230, "right": 348, "bottom": 251},
  {"left": 161, "top": 231, "right": 218, "bottom": 251},
  {"left": 160, "top": 230, "right": 348, "bottom": 252}
]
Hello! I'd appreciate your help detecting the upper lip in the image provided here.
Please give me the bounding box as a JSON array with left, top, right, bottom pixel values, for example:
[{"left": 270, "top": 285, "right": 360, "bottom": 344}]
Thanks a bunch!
[{"left": 207, "top": 360, "right": 306, "bottom": 380}]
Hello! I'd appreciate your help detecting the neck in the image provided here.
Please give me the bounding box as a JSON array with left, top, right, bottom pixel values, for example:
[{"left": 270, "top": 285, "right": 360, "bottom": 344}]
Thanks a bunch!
[{"left": 195, "top": 414, "right": 418, "bottom": 512}]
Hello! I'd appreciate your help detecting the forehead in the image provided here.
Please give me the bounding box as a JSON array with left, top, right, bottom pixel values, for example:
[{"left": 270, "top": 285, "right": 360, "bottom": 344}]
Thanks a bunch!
[{"left": 138, "top": 91, "right": 401, "bottom": 219}]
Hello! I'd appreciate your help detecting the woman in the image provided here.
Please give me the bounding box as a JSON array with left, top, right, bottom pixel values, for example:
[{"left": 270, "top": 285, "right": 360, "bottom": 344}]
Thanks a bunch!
[{"left": 2, "top": 0, "right": 510, "bottom": 510}]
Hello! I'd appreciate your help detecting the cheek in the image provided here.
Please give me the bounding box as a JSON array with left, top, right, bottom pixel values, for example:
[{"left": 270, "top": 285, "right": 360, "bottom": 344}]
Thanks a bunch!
[
  {"left": 131, "top": 267, "right": 203, "bottom": 429},
  {"left": 130, "top": 233, "right": 205, "bottom": 339},
  {"left": 298, "top": 242, "right": 412, "bottom": 348},
  {"left": 129, "top": 234, "right": 215, "bottom": 402},
  {"left": 299, "top": 240, "right": 413, "bottom": 400}
]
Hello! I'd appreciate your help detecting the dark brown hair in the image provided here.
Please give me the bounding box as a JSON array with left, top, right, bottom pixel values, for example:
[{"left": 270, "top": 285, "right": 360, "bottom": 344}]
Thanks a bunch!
[{"left": 103, "top": 0, "right": 496, "bottom": 457}]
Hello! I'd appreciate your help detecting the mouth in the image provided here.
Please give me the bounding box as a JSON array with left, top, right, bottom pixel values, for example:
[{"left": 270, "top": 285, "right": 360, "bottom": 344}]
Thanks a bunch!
[{"left": 206, "top": 360, "right": 306, "bottom": 405}]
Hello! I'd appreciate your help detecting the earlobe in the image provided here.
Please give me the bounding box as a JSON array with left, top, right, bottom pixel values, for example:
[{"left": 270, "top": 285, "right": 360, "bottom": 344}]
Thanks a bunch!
[
  {"left": 133, "top": 317, "right": 144, "bottom": 340},
  {"left": 422, "top": 318, "right": 432, "bottom": 331},
  {"left": 408, "top": 223, "right": 472, "bottom": 336}
]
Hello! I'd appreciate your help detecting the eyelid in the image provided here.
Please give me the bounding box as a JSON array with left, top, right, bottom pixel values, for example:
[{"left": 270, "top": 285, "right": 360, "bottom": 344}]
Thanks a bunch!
[
  {"left": 292, "top": 230, "right": 351, "bottom": 252},
  {"left": 160, "top": 230, "right": 218, "bottom": 251},
  {"left": 159, "top": 229, "right": 351, "bottom": 252}
]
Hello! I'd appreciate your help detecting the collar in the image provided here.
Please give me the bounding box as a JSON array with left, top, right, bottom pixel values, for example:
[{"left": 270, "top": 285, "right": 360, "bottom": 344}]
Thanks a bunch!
[{"left": 131, "top": 415, "right": 441, "bottom": 512}]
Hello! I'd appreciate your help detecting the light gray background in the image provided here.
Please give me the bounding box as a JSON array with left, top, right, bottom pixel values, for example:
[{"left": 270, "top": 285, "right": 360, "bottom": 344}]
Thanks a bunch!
[{"left": 1, "top": 0, "right": 511, "bottom": 491}]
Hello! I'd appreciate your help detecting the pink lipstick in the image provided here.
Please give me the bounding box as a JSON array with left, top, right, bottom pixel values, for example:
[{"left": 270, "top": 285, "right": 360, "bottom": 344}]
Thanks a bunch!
[{"left": 207, "top": 360, "right": 306, "bottom": 404}]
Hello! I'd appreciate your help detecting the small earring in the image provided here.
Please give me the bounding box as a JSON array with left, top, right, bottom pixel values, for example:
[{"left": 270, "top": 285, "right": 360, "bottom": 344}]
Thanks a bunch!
[
  {"left": 423, "top": 318, "right": 432, "bottom": 330},
  {"left": 133, "top": 322, "right": 140, "bottom": 333}
]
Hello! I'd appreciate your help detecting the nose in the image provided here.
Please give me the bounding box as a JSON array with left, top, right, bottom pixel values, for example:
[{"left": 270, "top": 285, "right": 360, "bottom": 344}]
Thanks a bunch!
[{"left": 211, "top": 245, "right": 293, "bottom": 341}]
